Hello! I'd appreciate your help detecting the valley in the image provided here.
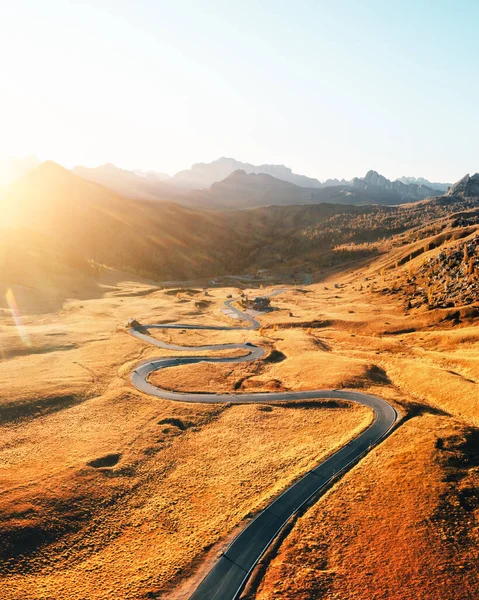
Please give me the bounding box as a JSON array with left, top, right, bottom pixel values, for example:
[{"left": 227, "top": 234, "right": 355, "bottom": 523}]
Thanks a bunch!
[
  {"left": 3, "top": 4, "right": 478, "bottom": 599},
  {"left": 2, "top": 226, "right": 479, "bottom": 598},
  {"left": 1, "top": 164, "right": 479, "bottom": 600}
]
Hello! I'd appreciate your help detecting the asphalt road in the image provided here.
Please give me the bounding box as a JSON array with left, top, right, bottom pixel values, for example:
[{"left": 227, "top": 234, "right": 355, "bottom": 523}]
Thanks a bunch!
[{"left": 128, "top": 290, "right": 398, "bottom": 600}]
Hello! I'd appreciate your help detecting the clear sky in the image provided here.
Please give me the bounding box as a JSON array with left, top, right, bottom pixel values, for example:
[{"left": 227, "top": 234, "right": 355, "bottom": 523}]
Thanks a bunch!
[{"left": 1, "top": 0, "right": 477, "bottom": 182}]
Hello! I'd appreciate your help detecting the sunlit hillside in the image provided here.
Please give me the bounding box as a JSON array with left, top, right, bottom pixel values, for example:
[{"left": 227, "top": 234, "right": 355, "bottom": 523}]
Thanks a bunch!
[
  {"left": 2, "top": 1, "right": 479, "bottom": 599},
  {"left": 2, "top": 162, "right": 479, "bottom": 316},
  {"left": 1, "top": 162, "right": 479, "bottom": 600},
  {"left": 2, "top": 211, "right": 479, "bottom": 598},
  {"left": 0, "top": 162, "right": 242, "bottom": 284}
]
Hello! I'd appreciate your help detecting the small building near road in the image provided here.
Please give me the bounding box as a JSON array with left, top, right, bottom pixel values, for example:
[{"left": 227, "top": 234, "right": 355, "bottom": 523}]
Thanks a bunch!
[
  {"left": 240, "top": 296, "right": 271, "bottom": 312},
  {"left": 127, "top": 318, "right": 141, "bottom": 328}
]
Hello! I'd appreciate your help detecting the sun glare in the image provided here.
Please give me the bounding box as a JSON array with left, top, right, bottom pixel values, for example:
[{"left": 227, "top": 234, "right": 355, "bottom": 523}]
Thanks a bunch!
[{"left": 5, "top": 288, "right": 31, "bottom": 347}]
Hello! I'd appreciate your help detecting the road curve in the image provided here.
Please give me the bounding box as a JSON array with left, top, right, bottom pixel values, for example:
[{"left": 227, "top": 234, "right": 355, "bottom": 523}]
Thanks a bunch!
[{"left": 128, "top": 291, "right": 398, "bottom": 600}]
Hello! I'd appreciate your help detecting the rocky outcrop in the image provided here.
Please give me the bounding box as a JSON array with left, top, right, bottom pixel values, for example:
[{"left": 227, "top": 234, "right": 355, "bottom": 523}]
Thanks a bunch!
[
  {"left": 351, "top": 170, "right": 442, "bottom": 201},
  {"left": 401, "top": 235, "right": 479, "bottom": 310},
  {"left": 447, "top": 173, "right": 479, "bottom": 198}
]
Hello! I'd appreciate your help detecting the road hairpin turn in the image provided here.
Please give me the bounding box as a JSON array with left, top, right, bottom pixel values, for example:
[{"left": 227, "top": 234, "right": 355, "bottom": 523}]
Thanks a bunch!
[{"left": 128, "top": 290, "right": 398, "bottom": 600}]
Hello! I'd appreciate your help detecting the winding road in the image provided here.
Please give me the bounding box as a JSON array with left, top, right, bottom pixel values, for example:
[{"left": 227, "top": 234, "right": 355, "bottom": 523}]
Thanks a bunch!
[{"left": 128, "top": 290, "right": 398, "bottom": 600}]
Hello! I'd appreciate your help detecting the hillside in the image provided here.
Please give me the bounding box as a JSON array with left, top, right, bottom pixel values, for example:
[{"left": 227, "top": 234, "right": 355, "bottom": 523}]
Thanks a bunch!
[
  {"left": 0, "top": 161, "right": 245, "bottom": 283},
  {"left": 2, "top": 225, "right": 479, "bottom": 599},
  {"left": 72, "top": 163, "right": 179, "bottom": 202},
  {"left": 2, "top": 166, "right": 479, "bottom": 600},
  {"left": 2, "top": 163, "right": 477, "bottom": 295},
  {"left": 1, "top": 164, "right": 378, "bottom": 300}
]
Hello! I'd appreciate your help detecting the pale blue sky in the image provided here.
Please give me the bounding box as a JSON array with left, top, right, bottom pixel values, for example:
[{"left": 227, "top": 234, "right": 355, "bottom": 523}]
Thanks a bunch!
[{"left": 0, "top": 0, "right": 477, "bottom": 181}]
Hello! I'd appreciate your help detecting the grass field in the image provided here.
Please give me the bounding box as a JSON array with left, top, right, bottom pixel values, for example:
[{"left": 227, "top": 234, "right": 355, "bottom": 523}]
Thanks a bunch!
[
  {"left": 1, "top": 253, "right": 479, "bottom": 599},
  {"left": 253, "top": 414, "right": 479, "bottom": 600}
]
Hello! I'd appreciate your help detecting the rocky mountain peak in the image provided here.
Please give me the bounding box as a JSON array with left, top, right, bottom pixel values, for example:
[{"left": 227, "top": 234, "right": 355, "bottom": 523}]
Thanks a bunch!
[
  {"left": 363, "top": 170, "right": 389, "bottom": 187},
  {"left": 447, "top": 173, "right": 479, "bottom": 197}
]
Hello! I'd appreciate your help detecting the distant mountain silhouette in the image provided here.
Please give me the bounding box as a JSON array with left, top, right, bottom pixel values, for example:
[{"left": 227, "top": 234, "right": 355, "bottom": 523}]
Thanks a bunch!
[
  {"left": 397, "top": 176, "right": 450, "bottom": 192},
  {"left": 171, "top": 157, "right": 326, "bottom": 189},
  {"left": 183, "top": 169, "right": 444, "bottom": 209},
  {"left": 5, "top": 155, "right": 452, "bottom": 211},
  {"left": 69, "top": 158, "right": 449, "bottom": 207},
  {"left": 321, "top": 177, "right": 350, "bottom": 187},
  {"left": 169, "top": 157, "right": 450, "bottom": 196},
  {"left": 349, "top": 170, "right": 442, "bottom": 202},
  {"left": 132, "top": 168, "right": 170, "bottom": 180},
  {"left": 72, "top": 163, "right": 178, "bottom": 201},
  {"left": 185, "top": 170, "right": 312, "bottom": 208}
]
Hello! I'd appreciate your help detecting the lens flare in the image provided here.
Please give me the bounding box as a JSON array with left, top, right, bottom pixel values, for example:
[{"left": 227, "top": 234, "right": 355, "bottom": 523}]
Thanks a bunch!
[{"left": 5, "top": 288, "right": 31, "bottom": 347}]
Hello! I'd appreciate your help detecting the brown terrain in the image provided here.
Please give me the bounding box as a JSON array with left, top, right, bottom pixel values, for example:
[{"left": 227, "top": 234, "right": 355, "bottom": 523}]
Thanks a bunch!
[{"left": 1, "top": 165, "right": 479, "bottom": 599}]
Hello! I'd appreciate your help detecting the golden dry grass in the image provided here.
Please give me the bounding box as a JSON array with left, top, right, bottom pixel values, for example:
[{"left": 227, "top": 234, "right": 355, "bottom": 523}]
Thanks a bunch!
[
  {"left": 3, "top": 232, "right": 479, "bottom": 599},
  {"left": 0, "top": 279, "right": 374, "bottom": 600},
  {"left": 254, "top": 414, "right": 479, "bottom": 600},
  {"left": 150, "top": 329, "right": 379, "bottom": 394}
]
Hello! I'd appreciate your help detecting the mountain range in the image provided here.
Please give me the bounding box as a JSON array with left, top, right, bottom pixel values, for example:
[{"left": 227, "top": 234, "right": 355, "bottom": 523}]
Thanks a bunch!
[
  {"left": 183, "top": 168, "right": 445, "bottom": 209},
  {"left": 167, "top": 157, "right": 451, "bottom": 193},
  {"left": 0, "top": 160, "right": 476, "bottom": 287},
  {"left": 0, "top": 155, "right": 454, "bottom": 210},
  {"left": 169, "top": 157, "right": 327, "bottom": 189},
  {"left": 70, "top": 159, "right": 448, "bottom": 209},
  {"left": 397, "top": 176, "right": 450, "bottom": 192}
]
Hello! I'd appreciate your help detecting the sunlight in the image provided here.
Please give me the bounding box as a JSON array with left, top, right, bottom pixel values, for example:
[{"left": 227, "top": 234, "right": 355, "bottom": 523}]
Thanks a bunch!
[
  {"left": 0, "top": 186, "right": 20, "bottom": 228},
  {"left": 1, "top": 3, "right": 478, "bottom": 599},
  {"left": 5, "top": 288, "right": 31, "bottom": 347}
]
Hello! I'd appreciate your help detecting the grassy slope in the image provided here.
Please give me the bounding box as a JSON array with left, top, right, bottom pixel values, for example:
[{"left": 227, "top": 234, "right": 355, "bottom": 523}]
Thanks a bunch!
[
  {"left": 2, "top": 191, "right": 479, "bottom": 598},
  {"left": 249, "top": 244, "right": 479, "bottom": 600},
  {"left": 0, "top": 162, "right": 244, "bottom": 281},
  {"left": 3, "top": 161, "right": 477, "bottom": 288},
  {"left": 254, "top": 415, "right": 478, "bottom": 600},
  {"left": 3, "top": 259, "right": 479, "bottom": 599},
  {"left": 0, "top": 282, "right": 373, "bottom": 600}
]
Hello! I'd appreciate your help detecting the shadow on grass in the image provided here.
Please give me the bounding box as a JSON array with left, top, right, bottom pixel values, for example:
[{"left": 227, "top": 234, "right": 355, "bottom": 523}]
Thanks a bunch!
[{"left": 0, "top": 395, "right": 84, "bottom": 426}]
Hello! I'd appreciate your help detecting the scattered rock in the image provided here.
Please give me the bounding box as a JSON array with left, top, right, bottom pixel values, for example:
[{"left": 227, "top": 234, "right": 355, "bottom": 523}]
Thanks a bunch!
[{"left": 394, "top": 235, "right": 479, "bottom": 310}]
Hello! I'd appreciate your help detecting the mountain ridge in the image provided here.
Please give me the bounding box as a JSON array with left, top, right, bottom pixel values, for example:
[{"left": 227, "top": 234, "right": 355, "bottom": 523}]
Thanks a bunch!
[
  {"left": 447, "top": 173, "right": 479, "bottom": 198},
  {"left": 0, "top": 155, "right": 458, "bottom": 210},
  {"left": 169, "top": 157, "right": 451, "bottom": 192},
  {"left": 72, "top": 158, "right": 448, "bottom": 208},
  {"left": 72, "top": 163, "right": 178, "bottom": 202},
  {"left": 170, "top": 156, "right": 325, "bottom": 189},
  {"left": 2, "top": 160, "right": 479, "bottom": 287},
  {"left": 397, "top": 175, "right": 451, "bottom": 192},
  {"left": 183, "top": 168, "right": 445, "bottom": 209}
]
